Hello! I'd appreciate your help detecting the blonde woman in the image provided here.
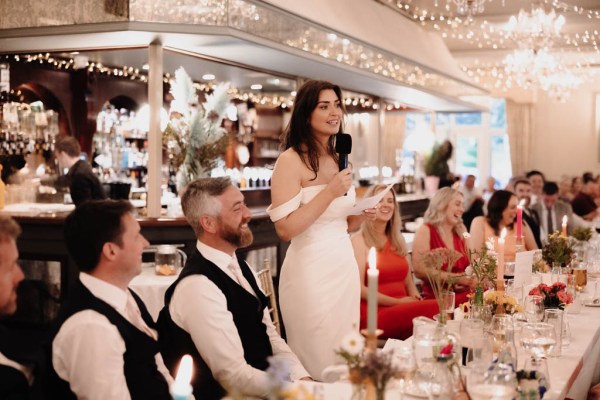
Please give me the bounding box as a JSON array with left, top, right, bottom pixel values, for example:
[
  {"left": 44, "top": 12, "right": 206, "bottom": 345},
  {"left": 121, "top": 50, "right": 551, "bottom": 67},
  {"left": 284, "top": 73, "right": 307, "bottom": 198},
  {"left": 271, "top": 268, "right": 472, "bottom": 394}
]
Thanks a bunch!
[
  {"left": 352, "top": 185, "right": 438, "bottom": 339},
  {"left": 412, "top": 187, "right": 476, "bottom": 305}
]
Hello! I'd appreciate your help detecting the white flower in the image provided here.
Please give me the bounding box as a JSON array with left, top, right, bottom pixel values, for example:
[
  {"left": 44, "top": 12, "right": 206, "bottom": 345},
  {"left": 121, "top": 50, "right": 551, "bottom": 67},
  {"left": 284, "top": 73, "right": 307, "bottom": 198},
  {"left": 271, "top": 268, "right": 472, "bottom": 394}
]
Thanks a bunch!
[
  {"left": 462, "top": 231, "right": 471, "bottom": 239},
  {"left": 485, "top": 237, "right": 495, "bottom": 252},
  {"left": 465, "top": 266, "right": 474, "bottom": 276},
  {"left": 340, "top": 331, "right": 365, "bottom": 356}
]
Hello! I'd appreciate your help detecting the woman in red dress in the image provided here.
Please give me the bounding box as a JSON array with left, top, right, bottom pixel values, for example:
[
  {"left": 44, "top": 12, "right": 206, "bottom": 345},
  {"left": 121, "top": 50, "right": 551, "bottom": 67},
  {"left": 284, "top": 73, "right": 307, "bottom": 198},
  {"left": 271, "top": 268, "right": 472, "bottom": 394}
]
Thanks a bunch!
[
  {"left": 413, "top": 187, "right": 476, "bottom": 306},
  {"left": 352, "top": 185, "right": 438, "bottom": 340}
]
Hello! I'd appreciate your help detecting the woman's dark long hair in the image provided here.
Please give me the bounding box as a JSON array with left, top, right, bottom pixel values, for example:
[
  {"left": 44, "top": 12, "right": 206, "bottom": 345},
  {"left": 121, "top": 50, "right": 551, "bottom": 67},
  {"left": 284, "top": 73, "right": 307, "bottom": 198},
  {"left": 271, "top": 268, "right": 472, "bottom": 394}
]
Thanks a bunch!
[
  {"left": 486, "top": 190, "right": 515, "bottom": 236},
  {"left": 281, "top": 80, "right": 346, "bottom": 180}
]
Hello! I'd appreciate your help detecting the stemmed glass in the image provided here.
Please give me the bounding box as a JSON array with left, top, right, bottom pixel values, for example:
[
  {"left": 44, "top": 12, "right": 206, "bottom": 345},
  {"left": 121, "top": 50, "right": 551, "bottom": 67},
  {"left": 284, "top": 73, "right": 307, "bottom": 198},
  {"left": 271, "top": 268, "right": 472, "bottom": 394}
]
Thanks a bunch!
[
  {"left": 520, "top": 323, "right": 556, "bottom": 388},
  {"left": 524, "top": 295, "right": 544, "bottom": 322},
  {"left": 392, "top": 345, "right": 417, "bottom": 399},
  {"left": 490, "top": 315, "right": 513, "bottom": 353}
]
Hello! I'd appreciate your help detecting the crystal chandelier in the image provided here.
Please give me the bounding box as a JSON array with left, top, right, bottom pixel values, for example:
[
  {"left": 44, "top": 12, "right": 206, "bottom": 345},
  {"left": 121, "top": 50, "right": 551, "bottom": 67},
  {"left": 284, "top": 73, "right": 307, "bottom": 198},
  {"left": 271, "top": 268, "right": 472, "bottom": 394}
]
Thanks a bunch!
[
  {"left": 505, "top": 3, "right": 566, "bottom": 51},
  {"left": 453, "top": 0, "right": 486, "bottom": 17}
]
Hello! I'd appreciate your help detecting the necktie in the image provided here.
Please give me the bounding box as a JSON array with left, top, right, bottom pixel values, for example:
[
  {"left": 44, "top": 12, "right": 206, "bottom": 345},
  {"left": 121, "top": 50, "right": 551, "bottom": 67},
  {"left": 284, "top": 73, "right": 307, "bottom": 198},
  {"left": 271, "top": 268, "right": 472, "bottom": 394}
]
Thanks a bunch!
[
  {"left": 125, "top": 292, "right": 157, "bottom": 340},
  {"left": 547, "top": 208, "right": 554, "bottom": 235},
  {"left": 228, "top": 258, "right": 256, "bottom": 297}
]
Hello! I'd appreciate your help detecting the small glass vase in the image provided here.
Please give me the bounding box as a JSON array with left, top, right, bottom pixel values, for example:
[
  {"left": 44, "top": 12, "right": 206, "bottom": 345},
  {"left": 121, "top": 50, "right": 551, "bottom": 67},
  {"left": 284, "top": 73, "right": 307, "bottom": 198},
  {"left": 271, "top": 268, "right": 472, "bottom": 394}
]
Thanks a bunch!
[{"left": 474, "top": 286, "right": 484, "bottom": 306}]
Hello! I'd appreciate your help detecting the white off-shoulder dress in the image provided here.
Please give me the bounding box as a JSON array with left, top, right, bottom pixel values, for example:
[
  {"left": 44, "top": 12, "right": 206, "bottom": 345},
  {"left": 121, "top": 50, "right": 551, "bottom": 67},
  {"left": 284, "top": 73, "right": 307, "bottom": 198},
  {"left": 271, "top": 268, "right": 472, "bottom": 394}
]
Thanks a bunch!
[{"left": 267, "top": 185, "right": 360, "bottom": 381}]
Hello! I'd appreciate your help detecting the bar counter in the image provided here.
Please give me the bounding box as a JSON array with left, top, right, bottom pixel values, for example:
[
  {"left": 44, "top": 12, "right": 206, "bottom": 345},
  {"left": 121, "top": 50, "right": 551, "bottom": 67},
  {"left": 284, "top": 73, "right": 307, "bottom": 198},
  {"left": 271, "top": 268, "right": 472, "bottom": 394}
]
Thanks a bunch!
[
  {"left": 2, "top": 191, "right": 429, "bottom": 302},
  {"left": 4, "top": 205, "right": 284, "bottom": 302}
]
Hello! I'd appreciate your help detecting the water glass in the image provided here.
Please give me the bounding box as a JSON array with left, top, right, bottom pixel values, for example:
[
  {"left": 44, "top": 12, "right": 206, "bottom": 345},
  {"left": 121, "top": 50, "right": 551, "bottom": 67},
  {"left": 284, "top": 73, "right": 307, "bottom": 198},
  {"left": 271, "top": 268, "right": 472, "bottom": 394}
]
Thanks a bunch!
[
  {"left": 543, "top": 309, "right": 563, "bottom": 357},
  {"left": 469, "top": 304, "right": 492, "bottom": 324},
  {"left": 524, "top": 295, "right": 544, "bottom": 322},
  {"left": 520, "top": 323, "right": 556, "bottom": 359},
  {"left": 392, "top": 345, "right": 417, "bottom": 394},
  {"left": 460, "top": 319, "right": 484, "bottom": 366},
  {"left": 506, "top": 279, "right": 523, "bottom": 305},
  {"left": 490, "top": 315, "right": 513, "bottom": 351},
  {"left": 441, "top": 291, "right": 456, "bottom": 321}
]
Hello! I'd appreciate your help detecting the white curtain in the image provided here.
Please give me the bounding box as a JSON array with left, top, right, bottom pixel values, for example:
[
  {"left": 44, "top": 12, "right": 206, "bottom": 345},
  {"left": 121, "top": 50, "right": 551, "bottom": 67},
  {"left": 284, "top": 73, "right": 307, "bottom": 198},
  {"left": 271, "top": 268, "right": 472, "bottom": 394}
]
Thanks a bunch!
[{"left": 506, "top": 100, "right": 533, "bottom": 176}]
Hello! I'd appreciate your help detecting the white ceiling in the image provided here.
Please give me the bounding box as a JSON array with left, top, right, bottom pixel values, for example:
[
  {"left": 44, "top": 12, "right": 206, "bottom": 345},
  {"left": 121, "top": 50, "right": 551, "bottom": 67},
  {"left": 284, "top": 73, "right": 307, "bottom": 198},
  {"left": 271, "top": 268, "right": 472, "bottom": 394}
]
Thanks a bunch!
[
  {"left": 406, "top": 0, "right": 600, "bottom": 63},
  {"left": 0, "top": 24, "right": 487, "bottom": 112}
]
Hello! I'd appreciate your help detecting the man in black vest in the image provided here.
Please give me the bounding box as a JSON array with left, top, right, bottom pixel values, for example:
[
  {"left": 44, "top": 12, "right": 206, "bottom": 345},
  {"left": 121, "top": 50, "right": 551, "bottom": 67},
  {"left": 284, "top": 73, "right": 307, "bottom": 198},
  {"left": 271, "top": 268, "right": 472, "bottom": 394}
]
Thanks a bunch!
[
  {"left": 45, "top": 200, "right": 173, "bottom": 399},
  {"left": 157, "top": 177, "right": 309, "bottom": 399},
  {"left": 0, "top": 216, "right": 29, "bottom": 399}
]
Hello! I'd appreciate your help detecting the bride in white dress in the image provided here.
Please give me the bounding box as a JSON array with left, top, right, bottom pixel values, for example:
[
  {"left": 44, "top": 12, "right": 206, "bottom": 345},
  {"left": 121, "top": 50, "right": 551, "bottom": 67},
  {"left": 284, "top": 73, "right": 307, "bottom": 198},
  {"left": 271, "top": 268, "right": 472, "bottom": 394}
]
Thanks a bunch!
[{"left": 267, "top": 80, "right": 375, "bottom": 381}]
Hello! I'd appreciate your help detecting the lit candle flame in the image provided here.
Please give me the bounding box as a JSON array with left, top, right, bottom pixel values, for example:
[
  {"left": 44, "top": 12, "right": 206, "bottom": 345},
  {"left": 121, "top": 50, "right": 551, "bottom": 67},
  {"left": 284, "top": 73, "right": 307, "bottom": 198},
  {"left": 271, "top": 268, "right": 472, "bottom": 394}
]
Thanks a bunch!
[
  {"left": 518, "top": 199, "right": 526, "bottom": 208},
  {"left": 368, "top": 247, "right": 377, "bottom": 271},
  {"left": 172, "top": 355, "right": 193, "bottom": 396},
  {"left": 562, "top": 215, "right": 568, "bottom": 226}
]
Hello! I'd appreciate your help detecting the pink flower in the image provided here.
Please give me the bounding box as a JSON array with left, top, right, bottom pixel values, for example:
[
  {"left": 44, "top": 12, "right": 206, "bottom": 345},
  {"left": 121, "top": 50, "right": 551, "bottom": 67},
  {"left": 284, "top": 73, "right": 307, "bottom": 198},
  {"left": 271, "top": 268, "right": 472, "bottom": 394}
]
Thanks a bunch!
[
  {"left": 557, "top": 291, "right": 569, "bottom": 304},
  {"left": 529, "top": 287, "right": 541, "bottom": 296},
  {"left": 440, "top": 343, "right": 453, "bottom": 356}
]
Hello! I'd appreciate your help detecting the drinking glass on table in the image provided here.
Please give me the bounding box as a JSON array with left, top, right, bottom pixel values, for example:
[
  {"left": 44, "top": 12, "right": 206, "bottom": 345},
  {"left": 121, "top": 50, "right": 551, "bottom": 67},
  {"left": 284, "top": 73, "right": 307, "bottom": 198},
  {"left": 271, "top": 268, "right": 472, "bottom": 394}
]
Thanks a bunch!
[
  {"left": 571, "top": 261, "right": 588, "bottom": 293},
  {"left": 520, "top": 322, "right": 555, "bottom": 390},
  {"left": 441, "top": 291, "right": 456, "bottom": 321},
  {"left": 490, "top": 315, "right": 513, "bottom": 352},
  {"left": 524, "top": 295, "right": 544, "bottom": 322},
  {"left": 392, "top": 345, "right": 417, "bottom": 397}
]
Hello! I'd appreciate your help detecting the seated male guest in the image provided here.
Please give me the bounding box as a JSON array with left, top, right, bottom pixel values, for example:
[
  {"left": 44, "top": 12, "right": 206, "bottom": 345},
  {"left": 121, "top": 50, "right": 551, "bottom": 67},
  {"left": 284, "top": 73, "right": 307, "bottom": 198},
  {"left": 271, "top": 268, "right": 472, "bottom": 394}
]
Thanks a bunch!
[
  {"left": 0, "top": 216, "right": 29, "bottom": 399},
  {"left": 513, "top": 178, "right": 542, "bottom": 249},
  {"left": 157, "top": 177, "right": 310, "bottom": 400},
  {"left": 45, "top": 200, "right": 173, "bottom": 399}
]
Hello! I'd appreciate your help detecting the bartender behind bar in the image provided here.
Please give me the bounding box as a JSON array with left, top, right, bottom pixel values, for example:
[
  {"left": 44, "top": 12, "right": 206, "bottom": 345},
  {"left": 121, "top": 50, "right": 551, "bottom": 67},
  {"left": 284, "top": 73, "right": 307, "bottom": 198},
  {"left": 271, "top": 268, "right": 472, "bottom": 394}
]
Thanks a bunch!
[{"left": 55, "top": 136, "right": 106, "bottom": 207}]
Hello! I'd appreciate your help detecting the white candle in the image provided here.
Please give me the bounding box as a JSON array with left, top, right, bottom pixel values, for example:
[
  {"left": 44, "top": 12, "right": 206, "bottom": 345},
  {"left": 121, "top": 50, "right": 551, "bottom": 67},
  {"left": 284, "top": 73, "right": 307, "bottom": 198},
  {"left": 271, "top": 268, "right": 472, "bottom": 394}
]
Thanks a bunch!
[
  {"left": 562, "top": 215, "right": 568, "bottom": 237},
  {"left": 367, "top": 247, "right": 379, "bottom": 334},
  {"left": 171, "top": 355, "right": 193, "bottom": 400},
  {"left": 497, "top": 228, "right": 507, "bottom": 282}
]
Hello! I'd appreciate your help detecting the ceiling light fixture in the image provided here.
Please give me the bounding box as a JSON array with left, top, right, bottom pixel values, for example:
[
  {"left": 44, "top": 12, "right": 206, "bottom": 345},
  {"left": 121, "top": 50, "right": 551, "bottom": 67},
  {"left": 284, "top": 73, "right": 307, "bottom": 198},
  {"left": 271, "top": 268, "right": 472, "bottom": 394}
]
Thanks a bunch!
[
  {"left": 453, "top": 0, "right": 486, "bottom": 18},
  {"left": 202, "top": 73, "right": 215, "bottom": 80},
  {"left": 250, "top": 84, "right": 263, "bottom": 90},
  {"left": 505, "top": 2, "right": 566, "bottom": 51}
]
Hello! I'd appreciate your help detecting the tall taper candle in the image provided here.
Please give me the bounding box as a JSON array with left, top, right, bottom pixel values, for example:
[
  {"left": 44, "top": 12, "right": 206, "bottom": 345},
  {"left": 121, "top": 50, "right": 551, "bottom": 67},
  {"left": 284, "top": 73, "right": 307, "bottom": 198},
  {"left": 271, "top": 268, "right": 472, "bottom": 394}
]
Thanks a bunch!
[
  {"left": 516, "top": 199, "right": 524, "bottom": 239},
  {"left": 367, "top": 247, "right": 379, "bottom": 335},
  {"left": 562, "top": 215, "right": 568, "bottom": 237},
  {"left": 497, "top": 228, "right": 507, "bottom": 281}
]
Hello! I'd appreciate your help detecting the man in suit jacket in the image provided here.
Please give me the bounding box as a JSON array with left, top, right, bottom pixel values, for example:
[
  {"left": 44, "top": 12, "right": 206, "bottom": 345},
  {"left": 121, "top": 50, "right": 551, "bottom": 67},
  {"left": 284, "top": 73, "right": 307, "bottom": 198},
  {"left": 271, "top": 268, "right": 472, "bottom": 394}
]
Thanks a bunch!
[
  {"left": 55, "top": 136, "right": 107, "bottom": 207},
  {"left": 0, "top": 216, "right": 29, "bottom": 399},
  {"left": 532, "top": 181, "right": 574, "bottom": 242},
  {"left": 45, "top": 200, "right": 173, "bottom": 399},
  {"left": 513, "top": 178, "right": 542, "bottom": 248},
  {"left": 157, "top": 177, "right": 309, "bottom": 400}
]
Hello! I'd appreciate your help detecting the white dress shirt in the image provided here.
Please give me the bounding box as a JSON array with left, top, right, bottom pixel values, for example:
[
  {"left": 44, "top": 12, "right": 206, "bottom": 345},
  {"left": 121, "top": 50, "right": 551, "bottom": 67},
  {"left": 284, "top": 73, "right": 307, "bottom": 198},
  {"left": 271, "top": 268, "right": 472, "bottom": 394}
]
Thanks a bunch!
[
  {"left": 0, "top": 352, "right": 32, "bottom": 384},
  {"left": 52, "top": 273, "right": 174, "bottom": 400},
  {"left": 169, "top": 240, "right": 309, "bottom": 398},
  {"left": 540, "top": 202, "right": 556, "bottom": 241}
]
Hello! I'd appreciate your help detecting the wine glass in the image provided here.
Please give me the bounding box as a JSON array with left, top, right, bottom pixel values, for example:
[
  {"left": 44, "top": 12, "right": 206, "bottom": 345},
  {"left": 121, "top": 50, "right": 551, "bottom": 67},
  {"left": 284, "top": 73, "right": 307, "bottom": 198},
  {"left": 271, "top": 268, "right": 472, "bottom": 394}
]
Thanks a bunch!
[
  {"left": 520, "top": 322, "right": 556, "bottom": 390},
  {"left": 520, "top": 322, "right": 556, "bottom": 359},
  {"left": 392, "top": 345, "right": 417, "bottom": 398},
  {"left": 524, "top": 295, "right": 544, "bottom": 322},
  {"left": 571, "top": 261, "right": 588, "bottom": 292}
]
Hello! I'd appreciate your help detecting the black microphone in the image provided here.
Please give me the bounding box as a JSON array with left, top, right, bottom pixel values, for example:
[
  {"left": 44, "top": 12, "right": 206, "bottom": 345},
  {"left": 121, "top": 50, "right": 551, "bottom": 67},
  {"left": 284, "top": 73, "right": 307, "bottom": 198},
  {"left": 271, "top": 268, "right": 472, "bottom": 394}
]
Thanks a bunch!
[{"left": 335, "top": 133, "right": 352, "bottom": 171}]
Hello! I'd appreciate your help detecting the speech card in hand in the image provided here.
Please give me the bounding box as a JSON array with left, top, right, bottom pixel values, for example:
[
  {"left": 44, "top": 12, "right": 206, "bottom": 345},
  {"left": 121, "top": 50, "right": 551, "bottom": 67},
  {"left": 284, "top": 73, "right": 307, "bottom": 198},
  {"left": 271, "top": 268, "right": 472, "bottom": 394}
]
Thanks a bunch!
[{"left": 347, "top": 184, "right": 394, "bottom": 215}]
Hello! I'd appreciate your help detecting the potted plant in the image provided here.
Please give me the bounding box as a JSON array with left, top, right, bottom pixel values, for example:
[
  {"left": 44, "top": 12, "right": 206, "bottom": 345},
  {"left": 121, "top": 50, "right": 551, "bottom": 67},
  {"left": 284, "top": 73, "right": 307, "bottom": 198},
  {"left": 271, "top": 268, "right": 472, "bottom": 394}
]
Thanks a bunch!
[{"left": 423, "top": 140, "right": 453, "bottom": 194}]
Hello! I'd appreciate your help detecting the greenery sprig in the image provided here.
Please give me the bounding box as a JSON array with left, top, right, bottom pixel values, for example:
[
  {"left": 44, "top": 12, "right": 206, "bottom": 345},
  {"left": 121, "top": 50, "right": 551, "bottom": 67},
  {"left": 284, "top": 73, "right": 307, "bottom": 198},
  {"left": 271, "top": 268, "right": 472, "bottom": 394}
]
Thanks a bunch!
[
  {"left": 421, "top": 247, "right": 463, "bottom": 324},
  {"left": 542, "top": 232, "right": 574, "bottom": 268},
  {"left": 572, "top": 226, "right": 593, "bottom": 242}
]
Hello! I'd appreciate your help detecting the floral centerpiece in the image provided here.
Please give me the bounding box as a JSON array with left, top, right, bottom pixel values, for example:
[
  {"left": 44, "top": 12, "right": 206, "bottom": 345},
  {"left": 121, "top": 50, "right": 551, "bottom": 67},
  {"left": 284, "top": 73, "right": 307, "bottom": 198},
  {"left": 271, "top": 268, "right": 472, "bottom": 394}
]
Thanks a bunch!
[
  {"left": 528, "top": 282, "right": 573, "bottom": 310},
  {"left": 163, "top": 67, "right": 231, "bottom": 190},
  {"left": 572, "top": 226, "right": 593, "bottom": 242},
  {"left": 465, "top": 241, "right": 498, "bottom": 305},
  {"left": 336, "top": 331, "right": 397, "bottom": 400},
  {"left": 483, "top": 290, "right": 523, "bottom": 315},
  {"left": 542, "top": 232, "right": 574, "bottom": 269},
  {"left": 420, "top": 247, "right": 463, "bottom": 324}
]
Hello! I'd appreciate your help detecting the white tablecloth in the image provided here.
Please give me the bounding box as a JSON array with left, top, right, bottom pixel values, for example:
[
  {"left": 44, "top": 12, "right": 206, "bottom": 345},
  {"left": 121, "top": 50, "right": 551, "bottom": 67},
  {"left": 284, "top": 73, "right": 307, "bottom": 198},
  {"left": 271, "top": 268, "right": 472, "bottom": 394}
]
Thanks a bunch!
[{"left": 130, "top": 265, "right": 178, "bottom": 320}]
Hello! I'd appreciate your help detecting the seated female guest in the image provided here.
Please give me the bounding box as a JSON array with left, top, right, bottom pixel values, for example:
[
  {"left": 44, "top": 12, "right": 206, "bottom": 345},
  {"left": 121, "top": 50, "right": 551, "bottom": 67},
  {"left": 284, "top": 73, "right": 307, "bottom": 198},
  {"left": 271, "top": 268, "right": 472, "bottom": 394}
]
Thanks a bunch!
[
  {"left": 413, "top": 187, "right": 476, "bottom": 306},
  {"left": 351, "top": 185, "right": 438, "bottom": 340},
  {"left": 469, "top": 190, "right": 538, "bottom": 260}
]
